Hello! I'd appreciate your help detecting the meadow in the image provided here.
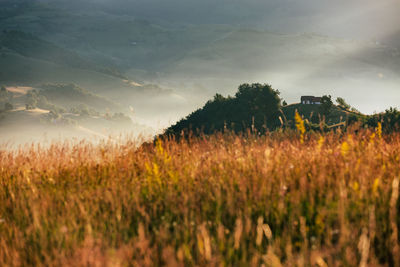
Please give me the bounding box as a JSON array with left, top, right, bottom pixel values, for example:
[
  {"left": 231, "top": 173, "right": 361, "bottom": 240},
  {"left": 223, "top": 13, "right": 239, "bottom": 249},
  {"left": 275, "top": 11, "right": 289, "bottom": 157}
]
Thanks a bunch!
[{"left": 1, "top": 124, "right": 400, "bottom": 266}]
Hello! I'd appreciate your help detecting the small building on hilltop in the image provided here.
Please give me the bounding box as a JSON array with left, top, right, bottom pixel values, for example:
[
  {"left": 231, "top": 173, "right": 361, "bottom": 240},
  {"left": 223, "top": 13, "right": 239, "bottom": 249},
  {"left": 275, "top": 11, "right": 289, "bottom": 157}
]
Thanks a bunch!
[{"left": 301, "top": 96, "right": 322, "bottom": 105}]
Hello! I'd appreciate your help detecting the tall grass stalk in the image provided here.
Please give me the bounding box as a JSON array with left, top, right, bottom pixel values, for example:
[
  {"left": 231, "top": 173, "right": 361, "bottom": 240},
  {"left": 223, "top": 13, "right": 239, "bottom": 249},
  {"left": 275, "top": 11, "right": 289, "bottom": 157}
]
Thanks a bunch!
[{"left": 0, "top": 129, "right": 399, "bottom": 266}]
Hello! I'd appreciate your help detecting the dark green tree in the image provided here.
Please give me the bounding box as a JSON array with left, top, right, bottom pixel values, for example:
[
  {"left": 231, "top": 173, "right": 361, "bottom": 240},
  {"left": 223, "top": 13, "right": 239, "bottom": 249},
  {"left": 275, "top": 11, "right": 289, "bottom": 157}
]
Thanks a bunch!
[
  {"left": 235, "top": 83, "right": 281, "bottom": 113},
  {"left": 165, "top": 83, "right": 281, "bottom": 136},
  {"left": 234, "top": 83, "right": 281, "bottom": 130},
  {"left": 319, "top": 95, "right": 333, "bottom": 116}
]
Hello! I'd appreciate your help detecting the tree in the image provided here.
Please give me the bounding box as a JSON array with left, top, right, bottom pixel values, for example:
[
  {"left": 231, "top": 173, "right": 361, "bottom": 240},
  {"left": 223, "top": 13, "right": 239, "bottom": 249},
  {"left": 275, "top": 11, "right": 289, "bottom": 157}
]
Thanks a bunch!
[
  {"left": 336, "top": 97, "right": 351, "bottom": 110},
  {"left": 165, "top": 83, "right": 282, "bottom": 136},
  {"left": 1, "top": 86, "right": 6, "bottom": 92},
  {"left": 235, "top": 83, "right": 281, "bottom": 115},
  {"left": 234, "top": 83, "right": 281, "bottom": 130},
  {"left": 282, "top": 100, "right": 288, "bottom": 106},
  {"left": 319, "top": 95, "right": 333, "bottom": 116}
]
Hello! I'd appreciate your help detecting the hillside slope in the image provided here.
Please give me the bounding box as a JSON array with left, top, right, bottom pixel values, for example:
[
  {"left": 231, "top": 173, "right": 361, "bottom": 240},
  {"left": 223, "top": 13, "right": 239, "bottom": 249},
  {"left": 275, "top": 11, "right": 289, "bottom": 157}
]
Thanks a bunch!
[
  {"left": 164, "top": 83, "right": 364, "bottom": 137},
  {"left": 282, "top": 103, "right": 355, "bottom": 125},
  {"left": 0, "top": 31, "right": 124, "bottom": 78},
  {"left": 38, "top": 84, "right": 121, "bottom": 112},
  {"left": 0, "top": 32, "right": 133, "bottom": 94}
]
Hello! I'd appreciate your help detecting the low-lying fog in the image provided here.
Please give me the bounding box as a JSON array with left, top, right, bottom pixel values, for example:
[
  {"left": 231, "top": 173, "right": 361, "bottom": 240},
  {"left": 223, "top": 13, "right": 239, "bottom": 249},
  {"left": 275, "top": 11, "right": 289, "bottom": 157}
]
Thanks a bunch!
[{"left": 1, "top": 0, "right": 399, "bottom": 145}]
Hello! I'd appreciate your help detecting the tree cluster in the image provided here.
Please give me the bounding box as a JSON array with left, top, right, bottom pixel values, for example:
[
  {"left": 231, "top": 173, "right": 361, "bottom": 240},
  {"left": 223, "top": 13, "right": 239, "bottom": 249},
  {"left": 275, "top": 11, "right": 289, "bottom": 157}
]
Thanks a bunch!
[
  {"left": 165, "top": 83, "right": 281, "bottom": 136},
  {"left": 361, "top": 107, "right": 400, "bottom": 132},
  {"left": 25, "top": 89, "right": 65, "bottom": 113}
]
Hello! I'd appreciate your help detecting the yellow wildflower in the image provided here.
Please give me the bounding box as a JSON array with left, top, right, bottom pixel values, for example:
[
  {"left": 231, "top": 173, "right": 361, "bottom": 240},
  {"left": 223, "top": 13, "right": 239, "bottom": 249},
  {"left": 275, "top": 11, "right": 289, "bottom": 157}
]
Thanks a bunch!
[
  {"left": 341, "top": 141, "right": 350, "bottom": 156},
  {"left": 376, "top": 122, "right": 382, "bottom": 140},
  {"left": 295, "top": 111, "right": 306, "bottom": 143},
  {"left": 372, "top": 178, "right": 380, "bottom": 194},
  {"left": 352, "top": 181, "right": 359, "bottom": 191},
  {"left": 318, "top": 136, "right": 325, "bottom": 149}
]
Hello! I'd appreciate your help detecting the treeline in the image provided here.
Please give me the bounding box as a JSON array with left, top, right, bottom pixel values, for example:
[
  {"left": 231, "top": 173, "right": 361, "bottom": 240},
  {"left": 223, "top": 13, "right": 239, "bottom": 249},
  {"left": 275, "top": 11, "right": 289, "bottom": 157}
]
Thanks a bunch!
[
  {"left": 164, "top": 83, "right": 400, "bottom": 137},
  {"left": 352, "top": 107, "right": 400, "bottom": 132}
]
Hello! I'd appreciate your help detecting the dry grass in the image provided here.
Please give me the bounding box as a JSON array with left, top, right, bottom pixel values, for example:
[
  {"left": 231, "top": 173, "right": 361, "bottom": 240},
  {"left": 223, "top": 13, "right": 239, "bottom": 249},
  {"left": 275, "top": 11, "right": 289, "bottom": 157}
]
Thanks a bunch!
[{"left": 0, "top": 128, "right": 400, "bottom": 266}]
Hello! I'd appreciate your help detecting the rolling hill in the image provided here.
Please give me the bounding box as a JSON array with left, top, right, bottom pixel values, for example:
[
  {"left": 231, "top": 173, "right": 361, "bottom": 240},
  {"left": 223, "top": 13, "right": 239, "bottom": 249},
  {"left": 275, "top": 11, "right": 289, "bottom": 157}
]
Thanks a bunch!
[
  {"left": 0, "top": 85, "right": 154, "bottom": 146},
  {"left": 163, "top": 83, "right": 361, "bottom": 137},
  {"left": 0, "top": 30, "right": 124, "bottom": 78},
  {"left": 38, "top": 83, "right": 121, "bottom": 112},
  {"left": 282, "top": 103, "right": 357, "bottom": 126}
]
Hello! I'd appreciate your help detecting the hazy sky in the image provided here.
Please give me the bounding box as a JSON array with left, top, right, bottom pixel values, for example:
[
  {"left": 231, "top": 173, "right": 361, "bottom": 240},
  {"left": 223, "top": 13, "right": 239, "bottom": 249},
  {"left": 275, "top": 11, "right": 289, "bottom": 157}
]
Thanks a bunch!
[{"left": 47, "top": 0, "right": 400, "bottom": 43}]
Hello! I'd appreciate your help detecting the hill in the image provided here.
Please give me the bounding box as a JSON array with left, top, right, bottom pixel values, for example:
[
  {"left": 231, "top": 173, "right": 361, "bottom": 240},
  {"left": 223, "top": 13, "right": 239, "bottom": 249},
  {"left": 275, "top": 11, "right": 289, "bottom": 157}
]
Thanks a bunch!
[
  {"left": 164, "top": 83, "right": 366, "bottom": 137},
  {"left": 0, "top": 85, "right": 154, "bottom": 145},
  {"left": 0, "top": 106, "right": 152, "bottom": 146},
  {"left": 165, "top": 83, "right": 282, "bottom": 136},
  {"left": 282, "top": 103, "right": 358, "bottom": 126},
  {"left": 37, "top": 83, "right": 121, "bottom": 112},
  {"left": 0, "top": 31, "right": 124, "bottom": 78},
  {"left": 0, "top": 29, "right": 130, "bottom": 97}
]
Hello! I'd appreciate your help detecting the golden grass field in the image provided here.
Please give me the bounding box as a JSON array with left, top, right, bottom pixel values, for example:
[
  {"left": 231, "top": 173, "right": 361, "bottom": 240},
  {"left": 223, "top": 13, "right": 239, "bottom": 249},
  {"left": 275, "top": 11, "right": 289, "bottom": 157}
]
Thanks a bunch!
[{"left": 1, "top": 125, "right": 400, "bottom": 266}]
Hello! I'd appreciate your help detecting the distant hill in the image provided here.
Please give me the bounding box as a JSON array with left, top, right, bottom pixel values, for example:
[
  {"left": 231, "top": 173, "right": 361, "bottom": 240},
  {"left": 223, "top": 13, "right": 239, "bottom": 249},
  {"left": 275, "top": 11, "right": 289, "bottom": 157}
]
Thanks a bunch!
[
  {"left": 0, "top": 30, "right": 135, "bottom": 95},
  {"left": 38, "top": 83, "right": 121, "bottom": 112},
  {"left": 0, "top": 106, "right": 153, "bottom": 146},
  {"left": 0, "top": 30, "right": 125, "bottom": 78},
  {"left": 0, "top": 84, "right": 154, "bottom": 145}
]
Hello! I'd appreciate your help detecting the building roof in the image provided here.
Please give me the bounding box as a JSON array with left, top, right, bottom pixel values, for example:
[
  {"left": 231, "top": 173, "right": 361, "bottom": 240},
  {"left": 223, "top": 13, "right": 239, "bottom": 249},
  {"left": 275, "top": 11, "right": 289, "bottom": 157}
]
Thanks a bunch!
[{"left": 301, "top": 96, "right": 322, "bottom": 102}]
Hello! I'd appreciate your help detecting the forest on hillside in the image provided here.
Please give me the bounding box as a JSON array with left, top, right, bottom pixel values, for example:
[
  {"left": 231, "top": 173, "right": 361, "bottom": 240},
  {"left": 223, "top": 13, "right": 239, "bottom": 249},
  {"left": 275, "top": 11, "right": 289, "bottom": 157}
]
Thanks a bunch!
[{"left": 165, "top": 83, "right": 400, "bottom": 138}]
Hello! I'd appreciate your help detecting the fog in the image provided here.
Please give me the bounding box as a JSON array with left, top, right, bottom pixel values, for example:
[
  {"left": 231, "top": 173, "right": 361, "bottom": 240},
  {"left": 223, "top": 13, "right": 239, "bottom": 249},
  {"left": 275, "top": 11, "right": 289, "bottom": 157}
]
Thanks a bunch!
[
  {"left": 42, "top": 0, "right": 400, "bottom": 41},
  {"left": 1, "top": 0, "right": 400, "bottom": 144}
]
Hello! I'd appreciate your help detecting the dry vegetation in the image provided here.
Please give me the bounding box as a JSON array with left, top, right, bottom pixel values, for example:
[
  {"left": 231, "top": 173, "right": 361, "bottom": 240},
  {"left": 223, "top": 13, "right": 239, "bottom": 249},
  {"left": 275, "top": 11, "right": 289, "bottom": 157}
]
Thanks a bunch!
[{"left": 1, "top": 124, "right": 400, "bottom": 266}]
